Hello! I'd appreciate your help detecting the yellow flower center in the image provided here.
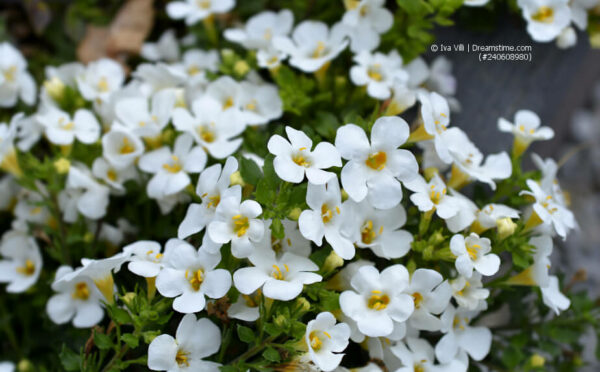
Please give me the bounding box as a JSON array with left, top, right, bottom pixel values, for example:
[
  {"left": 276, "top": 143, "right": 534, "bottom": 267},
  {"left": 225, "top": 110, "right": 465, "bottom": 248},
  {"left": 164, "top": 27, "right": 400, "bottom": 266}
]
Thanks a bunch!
[
  {"left": 223, "top": 96, "right": 235, "bottom": 110},
  {"left": 365, "top": 151, "right": 387, "bottom": 170},
  {"left": 429, "top": 185, "right": 447, "bottom": 204},
  {"left": 58, "top": 117, "right": 75, "bottom": 130},
  {"left": 367, "top": 290, "right": 389, "bottom": 310},
  {"left": 97, "top": 77, "right": 109, "bottom": 92},
  {"left": 309, "top": 331, "right": 331, "bottom": 351},
  {"left": 176, "top": 349, "right": 190, "bottom": 367},
  {"left": 162, "top": 155, "right": 182, "bottom": 173},
  {"left": 311, "top": 41, "right": 327, "bottom": 59},
  {"left": 120, "top": 137, "right": 136, "bottom": 154},
  {"left": 271, "top": 264, "right": 289, "bottom": 280},
  {"left": 30, "top": 206, "right": 42, "bottom": 215},
  {"left": 263, "top": 29, "right": 273, "bottom": 41},
  {"left": 361, "top": 220, "right": 383, "bottom": 245},
  {"left": 532, "top": 6, "right": 554, "bottom": 23},
  {"left": 292, "top": 147, "right": 310, "bottom": 167},
  {"left": 412, "top": 292, "right": 423, "bottom": 309},
  {"left": 107, "top": 169, "right": 118, "bottom": 182},
  {"left": 414, "top": 362, "right": 426, "bottom": 372},
  {"left": 197, "top": 125, "right": 216, "bottom": 143},
  {"left": 186, "top": 269, "right": 204, "bottom": 291},
  {"left": 16, "top": 259, "right": 35, "bottom": 276},
  {"left": 466, "top": 244, "right": 480, "bottom": 260},
  {"left": 321, "top": 204, "right": 339, "bottom": 224},
  {"left": 72, "top": 282, "right": 90, "bottom": 300},
  {"left": 245, "top": 100, "right": 257, "bottom": 111},
  {"left": 367, "top": 64, "right": 383, "bottom": 81},
  {"left": 187, "top": 65, "right": 201, "bottom": 76},
  {"left": 3, "top": 65, "right": 17, "bottom": 82},
  {"left": 232, "top": 214, "right": 249, "bottom": 237}
]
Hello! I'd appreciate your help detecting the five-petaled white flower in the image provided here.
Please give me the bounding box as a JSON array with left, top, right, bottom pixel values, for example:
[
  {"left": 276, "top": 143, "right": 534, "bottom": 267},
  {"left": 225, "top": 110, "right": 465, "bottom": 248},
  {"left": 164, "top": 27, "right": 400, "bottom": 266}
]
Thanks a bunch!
[
  {"left": 0, "top": 231, "right": 42, "bottom": 293},
  {"left": 335, "top": 116, "right": 418, "bottom": 209},
  {"left": 148, "top": 314, "right": 221, "bottom": 371},
  {"left": 450, "top": 233, "right": 500, "bottom": 278},
  {"left": 405, "top": 268, "right": 452, "bottom": 332},
  {"left": 303, "top": 312, "right": 351, "bottom": 371},
  {"left": 37, "top": 106, "right": 100, "bottom": 146},
  {"left": 268, "top": 126, "right": 341, "bottom": 185},
  {"left": 167, "top": 0, "right": 235, "bottom": 25},
  {"left": 517, "top": 0, "right": 571, "bottom": 42},
  {"left": 391, "top": 337, "right": 468, "bottom": 372},
  {"left": 0, "top": 42, "right": 36, "bottom": 107},
  {"left": 349, "top": 50, "right": 408, "bottom": 100},
  {"left": 76, "top": 58, "right": 124, "bottom": 102},
  {"left": 404, "top": 173, "right": 459, "bottom": 220},
  {"left": 102, "top": 125, "right": 145, "bottom": 169},
  {"left": 341, "top": 0, "right": 394, "bottom": 52},
  {"left": 59, "top": 164, "right": 110, "bottom": 222},
  {"left": 498, "top": 110, "right": 555, "bottom": 157},
  {"left": 115, "top": 89, "right": 176, "bottom": 139},
  {"left": 224, "top": 9, "right": 294, "bottom": 54}
]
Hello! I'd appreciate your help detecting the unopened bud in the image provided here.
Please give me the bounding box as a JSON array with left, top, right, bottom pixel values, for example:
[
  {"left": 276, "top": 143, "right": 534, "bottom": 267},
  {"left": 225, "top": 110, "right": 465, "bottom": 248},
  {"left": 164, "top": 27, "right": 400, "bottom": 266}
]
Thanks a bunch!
[
  {"left": 322, "top": 251, "right": 344, "bottom": 274},
  {"left": 295, "top": 297, "right": 311, "bottom": 313},
  {"left": 17, "top": 359, "right": 34, "bottom": 372},
  {"left": 229, "top": 171, "right": 245, "bottom": 187},
  {"left": 43, "top": 77, "right": 66, "bottom": 101},
  {"left": 122, "top": 292, "right": 137, "bottom": 307},
  {"left": 496, "top": 217, "right": 517, "bottom": 240},
  {"left": 274, "top": 314, "right": 287, "bottom": 328},
  {"left": 54, "top": 157, "right": 71, "bottom": 174},
  {"left": 287, "top": 207, "right": 302, "bottom": 221},
  {"left": 530, "top": 354, "right": 545, "bottom": 367},
  {"left": 234, "top": 60, "right": 250, "bottom": 76}
]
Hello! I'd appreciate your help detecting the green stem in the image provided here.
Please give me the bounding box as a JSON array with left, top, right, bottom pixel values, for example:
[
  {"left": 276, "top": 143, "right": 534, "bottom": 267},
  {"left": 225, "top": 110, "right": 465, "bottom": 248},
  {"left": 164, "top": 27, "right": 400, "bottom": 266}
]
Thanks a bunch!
[{"left": 229, "top": 335, "right": 277, "bottom": 366}]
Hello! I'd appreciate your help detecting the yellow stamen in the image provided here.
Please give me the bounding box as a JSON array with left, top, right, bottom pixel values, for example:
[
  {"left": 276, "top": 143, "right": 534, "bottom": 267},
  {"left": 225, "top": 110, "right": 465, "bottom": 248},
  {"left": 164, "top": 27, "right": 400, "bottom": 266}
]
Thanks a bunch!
[
  {"left": 367, "top": 293, "right": 390, "bottom": 310},
  {"left": 3, "top": 66, "right": 17, "bottom": 82},
  {"left": 186, "top": 269, "right": 204, "bottom": 291},
  {"left": 309, "top": 331, "right": 323, "bottom": 351},
  {"left": 321, "top": 204, "right": 334, "bottom": 223},
  {"left": 197, "top": 125, "right": 216, "bottom": 143},
  {"left": 16, "top": 259, "right": 35, "bottom": 276},
  {"left": 311, "top": 41, "right": 327, "bottom": 59},
  {"left": 72, "top": 282, "right": 90, "bottom": 300},
  {"left": 162, "top": 155, "right": 182, "bottom": 173},
  {"left": 97, "top": 77, "right": 109, "bottom": 92},
  {"left": 223, "top": 96, "right": 234, "bottom": 110},
  {"left": 176, "top": 349, "right": 190, "bottom": 367},
  {"left": 232, "top": 214, "right": 249, "bottom": 237},
  {"left": 365, "top": 151, "right": 387, "bottom": 170},
  {"left": 532, "top": 6, "right": 554, "bottom": 23},
  {"left": 120, "top": 137, "right": 136, "bottom": 154},
  {"left": 412, "top": 292, "right": 424, "bottom": 309},
  {"left": 272, "top": 265, "right": 285, "bottom": 280}
]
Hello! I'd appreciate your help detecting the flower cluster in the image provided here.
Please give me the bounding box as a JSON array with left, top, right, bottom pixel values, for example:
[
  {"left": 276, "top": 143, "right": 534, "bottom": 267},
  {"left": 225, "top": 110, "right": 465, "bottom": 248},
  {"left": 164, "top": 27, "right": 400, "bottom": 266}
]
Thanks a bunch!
[{"left": 0, "top": 1, "right": 597, "bottom": 372}]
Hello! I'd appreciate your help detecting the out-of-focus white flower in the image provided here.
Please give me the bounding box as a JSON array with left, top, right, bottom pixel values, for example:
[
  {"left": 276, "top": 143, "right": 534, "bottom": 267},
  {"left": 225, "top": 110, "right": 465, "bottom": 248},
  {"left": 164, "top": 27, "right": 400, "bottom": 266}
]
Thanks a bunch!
[
  {"left": 341, "top": 0, "right": 394, "bottom": 52},
  {"left": 273, "top": 21, "right": 349, "bottom": 72},
  {"left": 0, "top": 361, "right": 14, "bottom": 372},
  {"left": 412, "top": 91, "right": 453, "bottom": 162},
  {"left": 102, "top": 125, "right": 145, "bottom": 170},
  {"left": 233, "top": 249, "right": 321, "bottom": 301},
  {"left": 180, "top": 49, "right": 220, "bottom": 86},
  {"left": 237, "top": 82, "right": 283, "bottom": 125},
  {"left": 518, "top": 0, "right": 571, "bottom": 42},
  {"left": 340, "top": 265, "right": 414, "bottom": 337},
  {"left": 148, "top": 314, "right": 221, "bottom": 371},
  {"left": 123, "top": 240, "right": 168, "bottom": 278},
  {"left": 445, "top": 190, "right": 520, "bottom": 234},
  {"left": 0, "top": 176, "right": 18, "bottom": 211},
  {"left": 425, "top": 56, "right": 460, "bottom": 111},
  {"left": 268, "top": 126, "right": 341, "bottom": 185},
  {"left": 299, "top": 179, "right": 355, "bottom": 259},
  {"left": 167, "top": 0, "right": 235, "bottom": 25},
  {"left": 0, "top": 231, "right": 42, "bottom": 293},
  {"left": 391, "top": 337, "right": 467, "bottom": 372},
  {"left": 46, "top": 266, "right": 105, "bottom": 328},
  {"left": 342, "top": 200, "right": 412, "bottom": 259},
  {"left": 115, "top": 89, "right": 176, "bottom": 139},
  {"left": 41, "top": 62, "right": 84, "bottom": 107},
  {"left": 349, "top": 50, "right": 408, "bottom": 100},
  {"left": 498, "top": 110, "right": 554, "bottom": 157},
  {"left": 12, "top": 188, "right": 51, "bottom": 230},
  {"left": 450, "top": 233, "right": 500, "bottom": 278},
  {"left": 570, "top": 0, "right": 599, "bottom": 30},
  {"left": 92, "top": 157, "right": 137, "bottom": 193},
  {"left": 141, "top": 29, "right": 181, "bottom": 62},
  {"left": 506, "top": 235, "right": 553, "bottom": 287},
  {"left": 36, "top": 107, "right": 101, "bottom": 146},
  {"left": 255, "top": 219, "right": 312, "bottom": 258},
  {"left": 463, "top": 0, "right": 490, "bottom": 6},
  {"left": 303, "top": 312, "right": 350, "bottom": 371},
  {"left": 12, "top": 114, "right": 43, "bottom": 151},
  {"left": 156, "top": 239, "right": 231, "bottom": 313},
  {"left": 76, "top": 58, "right": 125, "bottom": 102},
  {"left": 133, "top": 63, "right": 187, "bottom": 94},
  {"left": 405, "top": 269, "right": 452, "bottom": 332},
  {"left": 0, "top": 117, "right": 20, "bottom": 177},
  {"left": 521, "top": 179, "right": 576, "bottom": 239},
  {"left": 0, "top": 42, "right": 36, "bottom": 107},
  {"left": 541, "top": 275, "right": 570, "bottom": 314},
  {"left": 436, "top": 306, "right": 492, "bottom": 363},
  {"left": 335, "top": 116, "right": 418, "bottom": 209},
  {"left": 227, "top": 290, "right": 261, "bottom": 321},
  {"left": 404, "top": 174, "right": 459, "bottom": 220},
  {"left": 59, "top": 164, "right": 110, "bottom": 222},
  {"left": 556, "top": 26, "right": 577, "bottom": 48},
  {"left": 450, "top": 273, "right": 490, "bottom": 311}
]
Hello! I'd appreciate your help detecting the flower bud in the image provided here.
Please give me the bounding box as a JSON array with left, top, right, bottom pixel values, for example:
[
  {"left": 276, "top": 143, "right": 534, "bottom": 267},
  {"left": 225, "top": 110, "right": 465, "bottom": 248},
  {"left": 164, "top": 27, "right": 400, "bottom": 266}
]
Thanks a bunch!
[
  {"left": 322, "top": 251, "right": 344, "bottom": 274},
  {"left": 295, "top": 297, "right": 311, "bottom": 314},
  {"left": 496, "top": 217, "right": 517, "bottom": 240},
  {"left": 54, "top": 157, "right": 71, "bottom": 174},
  {"left": 530, "top": 354, "right": 545, "bottom": 367},
  {"left": 287, "top": 207, "right": 302, "bottom": 221},
  {"left": 229, "top": 171, "right": 245, "bottom": 187},
  {"left": 17, "top": 359, "right": 34, "bottom": 372},
  {"left": 43, "top": 77, "right": 66, "bottom": 102},
  {"left": 274, "top": 314, "right": 288, "bottom": 328},
  {"left": 121, "top": 292, "right": 137, "bottom": 307},
  {"left": 234, "top": 60, "right": 250, "bottom": 77}
]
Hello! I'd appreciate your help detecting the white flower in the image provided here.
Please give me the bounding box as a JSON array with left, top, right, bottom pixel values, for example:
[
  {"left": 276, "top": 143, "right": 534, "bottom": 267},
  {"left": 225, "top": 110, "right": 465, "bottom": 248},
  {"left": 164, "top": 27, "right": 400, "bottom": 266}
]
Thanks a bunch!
[
  {"left": 178, "top": 157, "right": 240, "bottom": 239},
  {"left": 102, "top": 125, "right": 145, "bottom": 170},
  {"left": 255, "top": 219, "right": 312, "bottom": 258},
  {"left": 342, "top": 200, "right": 412, "bottom": 259},
  {"left": 473, "top": 203, "right": 520, "bottom": 234},
  {"left": 148, "top": 314, "right": 221, "bottom": 371},
  {"left": 339, "top": 264, "right": 414, "bottom": 337},
  {"left": 139, "top": 134, "right": 207, "bottom": 199},
  {"left": 180, "top": 49, "right": 220, "bottom": 86},
  {"left": 92, "top": 157, "right": 137, "bottom": 193},
  {"left": 167, "top": 0, "right": 235, "bottom": 25},
  {"left": 41, "top": 62, "right": 84, "bottom": 106},
  {"left": 36, "top": 106, "right": 101, "bottom": 146},
  {"left": 532, "top": 154, "right": 570, "bottom": 208},
  {"left": 349, "top": 50, "right": 408, "bottom": 100},
  {"left": 299, "top": 179, "right": 355, "bottom": 259},
  {"left": 335, "top": 116, "right": 418, "bottom": 209},
  {"left": 404, "top": 173, "right": 459, "bottom": 220},
  {"left": 273, "top": 21, "right": 349, "bottom": 72},
  {"left": 233, "top": 249, "right": 321, "bottom": 301},
  {"left": 12, "top": 114, "right": 43, "bottom": 151},
  {"left": 0, "top": 231, "right": 42, "bottom": 293},
  {"left": 304, "top": 312, "right": 350, "bottom": 371},
  {"left": 498, "top": 110, "right": 554, "bottom": 156},
  {"left": 521, "top": 179, "right": 576, "bottom": 239},
  {"left": 450, "top": 273, "right": 490, "bottom": 311},
  {"left": 76, "top": 58, "right": 125, "bottom": 102},
  {"left": 445, "top": 190, "right": 520, "bottom": 233},
  {"left": 444, "top": 128, "right": 512, "bottom": 190},
  {"left": 450, "top": 233, "right": 500, "bottom": 278},
  {"left": 463, "top": 0, "right": 490, "bottom": 6},
  {"left": 391, "top": 337, "right": 467, "bottom": 372},
  {"left": 506, "top": 235, "right": 553, "bottom": 287},
  {"left": 0, "top": 176, "right": 18, "bottom": 211},
  {"left": 141, "top": 29, "right": 180, "bottom": 62},
  {"left": 237, "top": 81, "right": 283, "bottom": 125},
  {"left": 405, "top": 269, "right": 452, "bottom": 332},
  {"left": 414, "top": 91, "right": 453, "bottom": 162},
  {"left": 172, "top": 95, "right": 245, "bottom": 158},
  {"left": 46, "top": 266, "right": 105, "bottom": 328},
  {"left": 0, "top": 362, "right": 14, "bottom": 372},
  {"left": 224, "top": 9, "right": 294, "bottom": 52},
  {"left": 424, "top": 57, "right": 459, "bottom": 110},
  {"left": 59, "top": 164, "right": 110, "bottom": 222},
  {"left": 517, "top": 0, "right": 571, "bottom": 42},
  {"left": 123, "top": 240, "right": 168, "bottom": 278},
  {"left": 133, "top": 63, "right": 187, "bottom": 94},
  {"left": 556, "top": 26, "right": 577, "bottom": 48},
  {"left": 570, "top": 0, "right": 598, "bottom": 30},
  {"left": 541, "top": 275, "right": 570, "bottom": 314},
  {"left": 227, "top": 290, "right": 261, "bottom": 321},
  {"left": 0, "top": 42, "right": 36, "bottom": 107},
  {"left": 341, "top": 0, "right": 394, "bottom": 52},
  {"left": 435, "top": 306, "right": 492, "bottom": 363},
  {"left": 156, "top": 239, "right": 231, "bottom": 313},
  {"left": 207, "top": 193, "right": 263, "bottom": 258},
  {"left": 268, "top": 126, "right": 341, "bottom": 184},
  {"left": 115, "top": 89, "right": 176, "bottom": 138},
  {"left": 13, "top": 188, "right": 51, "bottom": 229}
]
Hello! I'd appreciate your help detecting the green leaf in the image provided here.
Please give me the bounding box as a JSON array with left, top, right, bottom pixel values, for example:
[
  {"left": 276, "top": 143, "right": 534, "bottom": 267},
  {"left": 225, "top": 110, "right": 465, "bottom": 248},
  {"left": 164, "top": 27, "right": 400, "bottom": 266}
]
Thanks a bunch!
[
  {"left": 264, "top": 323, "right": 282, "bottom": 338},
  {"left": 237, "top": 324, "right": 256, "bottom": 344},
  {"left": 121, "top": 333, "right": 139, "bottom": 348},
  {"left": 501, "top": 345, "right": 524, "bottom": 369},
  {"left": 109, "top": 306, "right": 133, "bottom": 325},
  {"left": 262, "top": 347, "right": 281, "bottom": 362},
  {"left": 94, "top": 330, "right": 113, "bottom": 350},
  {"left": 271, "top": 218, "right": 285, "bottom": 240},
  {"left": 59, "top": 345, "right": 81, "bottom": 371},
  {"left": 240, "top": 156, "right": 263, "bottom": 186},
  {"left": 142, "top": 330, "right": 161, "bottom": 344}
]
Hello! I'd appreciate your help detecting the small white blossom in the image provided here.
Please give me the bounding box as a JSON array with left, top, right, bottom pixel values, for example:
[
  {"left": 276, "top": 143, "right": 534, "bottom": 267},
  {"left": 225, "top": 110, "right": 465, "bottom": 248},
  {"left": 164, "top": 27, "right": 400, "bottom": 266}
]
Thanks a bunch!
[
  {"left": 517, "top": 0, "right": 571, "bottom": 42},
  {"left": 0, "top": 231, "right": 42, "bottom": 293},
  {"left": 450, "top": 233, "right": 500, "bottom": 278},
  {"left": 341, "top": 0, "right": 394, "bottom": 52},
  {"left": 405, "top": 269, "right": 452, "bottom": 332},
  {"left": 59, "top": 164, "right": 110, "bottom": 222},
  {"left": 349, "top": 50, "right": 408, "bottom": 100},
  {"left": 404, "top": 173, "right": 459, "bottom": 220},
  {"left": 102, "top": 125, "right": 145, "bottom": 169},
  {"left": 115, "top": 89, "right": 176, "bottom": 138},
  {"left": 435, "top": 306, "right": 492, "bottom": 363},
  {"left": 36, "top": 106, "right": 100, "bottom": 146},
  {"left": 541, "top": 275, "right": 570, "bottom": 314},
  {"left": 141, "top": 29, "right": 181, "bottom": 62},
  {"left": 167, "top": 0, "right": 235, "bottom": 25},
  {"left": 0, "top": 42, "right": 36, "bottom": 107},
  {"left": 76, "top": 58, "right": 125, "bottom": 102},
  {"left": 303, "top": 312, "right": 350, "bottom": 371},
  {"left": 450, "top": 273, "right": 490, "bottom": 311},
  {"left": 498, "top": 110, "right": 554, "bottom": 156},
  {"left": 391, "top": 337, "right": 467, "bottom": 372},
  {"left": 521, "top": 179, "right": 576, "bottom": 239}
]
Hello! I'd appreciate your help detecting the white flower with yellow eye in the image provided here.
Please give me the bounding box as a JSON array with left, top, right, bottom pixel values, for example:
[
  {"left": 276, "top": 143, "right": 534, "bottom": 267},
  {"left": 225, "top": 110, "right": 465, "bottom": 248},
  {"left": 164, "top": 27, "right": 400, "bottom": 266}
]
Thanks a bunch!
[
  {"left": 0, "top": 231, "right": 42, "bottom": 293},
  {"left": 299, "top": 178, "right": 355, "bottom": 259},
  {"left": 46, "top": 265, "right": 105, "bottom": 328},
  {"left": 141, "top": 29, "right": 180, "bottom": 62},
  {"left": 450, "top": 273, "right": 489, "bottom": 311},
  {"left": 435, "top": 306, "right": 492, "bottom": 364},
  {"left": 498, "top": 110, "right": 554, "bottom": 157},
  {"left": 391, "top": 337, "right": 468, "bottom": 372},
  {"left": 517, "top": 0, "right": 571, "bottom": 42},
  {"left": 0, "top": 42, "right": 36, "bottom": 108},
  {"left": 156, "top": 239, "right": 231, "bottom": 314},
  {"left": 404, "top": 173, "right": 459, "bottom": 220},
  {"left": 180, "top": 49, "right": 219, "bottom": 86},
  {"left": 273, "top": 21, "right": 349, "bottom": 73},
  {"left": 404, "top": 269, "right": 452, "bottom": 332},
  {"left": 92, "top": 156, "right": 137, "bottom": 193},
  {"left": 339, "top": 264, "right": 414, "bottom": 337},
  {"left": 172, "top": 95, "right": 245, "bottom": 158},
  {"left": 76, "top": 58, "right": 124, "bottom": 102},
  {"left": 268, "top": 126, "right": 341, "bottom": 185},
  {"left": 227, "top": 289, "right": 261, "bottom": 322},
  {"left": 178, "top": 157, "right": 240, "bottom": 239},
  {"left": 148, "top": 314, "right": 221, "bottom": 371},
  {"left": 237, "top": 81, "right": 283, "bottom": 125},
  {"left": 207, "top": 193, "right": 264, "bottom": 259},
  {"left": 304, "top": 312, "right": 350, "bottom": 371},
  {"left": 167, "top": 0, "right": 235, "bottom": 25},
  {"left": 102, "top": 125, "right": 145, "bottom": 170},
  {"left": 341, "top": 0, "right": 394, "bottom": 52},
  {"left": 233, "top": 249, "right": 321, "bottom": 301},
  {"left": 349, "top": 50, "right": 408, "bottom": 100},
  {"left": 413, "top": 91, "right": 453, "bottom": 162},
  {"left": 59, "top": 164, "right": 110, "bottom": 222},
  {"left": 139, "top": 134, "right": 207, "bottom": 199},
  {"left": 36, "top": 106, "right": 100, "bottom": 146},
  {"left": 115, "top": 89, "right": 176, "bottom": 139},
  {"left": 13, "top": 189, "right": 51, "bottom": 229},
  {"left": 335, "top": 116, "right": 418, "bottom": 209},
  {"left": 123, "top": 240, "right": 168, "bottom": 278},
  {"left": 450, "top": 233, "right": 500, "bottom": 278}
]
